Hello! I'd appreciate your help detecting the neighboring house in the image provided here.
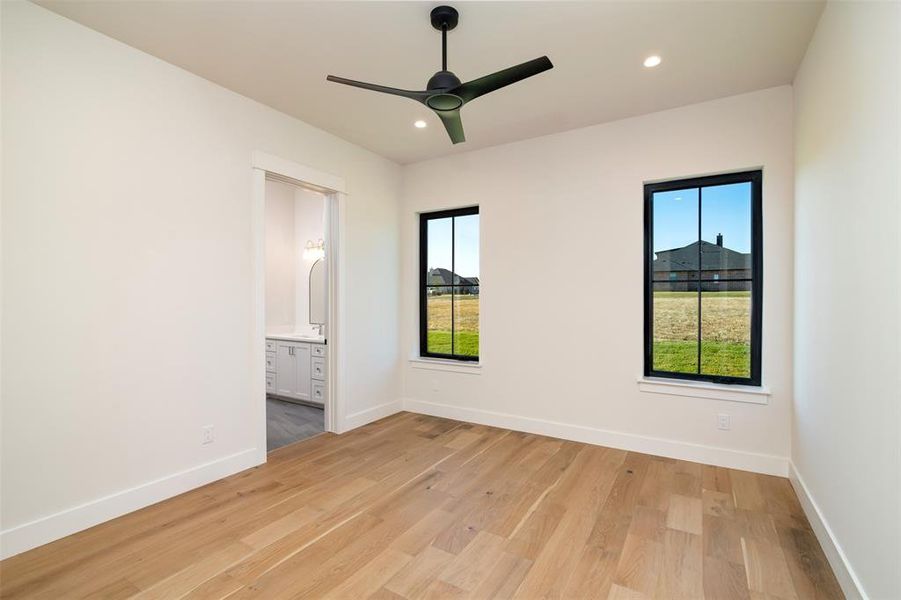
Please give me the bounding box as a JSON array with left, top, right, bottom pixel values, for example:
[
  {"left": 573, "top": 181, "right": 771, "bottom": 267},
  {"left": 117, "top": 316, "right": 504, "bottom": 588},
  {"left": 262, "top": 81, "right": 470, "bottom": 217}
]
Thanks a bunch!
[
  {"left": 653, "top": 234, "right": 751, "bottom": 291},
  {"left": 426, "top": 267, "right": 480, "bottom": 295}
]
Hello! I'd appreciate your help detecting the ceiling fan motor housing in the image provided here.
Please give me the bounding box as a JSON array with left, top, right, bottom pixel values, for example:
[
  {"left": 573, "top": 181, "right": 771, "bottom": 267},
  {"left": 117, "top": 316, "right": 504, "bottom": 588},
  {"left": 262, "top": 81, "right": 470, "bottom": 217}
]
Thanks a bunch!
[{"left": 427, "top": 70, "right": 462, "bottom": 91}]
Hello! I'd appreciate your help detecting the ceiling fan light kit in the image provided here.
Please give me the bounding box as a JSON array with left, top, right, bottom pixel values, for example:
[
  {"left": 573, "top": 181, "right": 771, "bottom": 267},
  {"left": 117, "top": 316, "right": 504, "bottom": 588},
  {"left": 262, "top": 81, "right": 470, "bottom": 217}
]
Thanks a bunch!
[{"left": 326, "top": 5, "right": 553, "bottom": 144}]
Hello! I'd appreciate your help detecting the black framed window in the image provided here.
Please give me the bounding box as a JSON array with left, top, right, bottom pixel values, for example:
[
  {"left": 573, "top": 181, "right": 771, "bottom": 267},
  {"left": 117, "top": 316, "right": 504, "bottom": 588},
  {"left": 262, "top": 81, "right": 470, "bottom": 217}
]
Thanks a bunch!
[
  {"left": 420, "top": 207, "right": 479, "bottom": 361},
  {"left": 644, "top": 171, "right": 762, "bottom": 385}
]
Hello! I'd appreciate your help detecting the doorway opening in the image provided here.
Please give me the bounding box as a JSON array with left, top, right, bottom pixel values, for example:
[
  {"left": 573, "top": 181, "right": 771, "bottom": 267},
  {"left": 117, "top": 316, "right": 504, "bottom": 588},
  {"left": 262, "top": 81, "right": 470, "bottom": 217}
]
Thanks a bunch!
[
  {"left": 263, "top": 176, "right": 330, "bottom": 451},
  {"left": 252, "top": 152, "right": 345, "bottom": 459}
]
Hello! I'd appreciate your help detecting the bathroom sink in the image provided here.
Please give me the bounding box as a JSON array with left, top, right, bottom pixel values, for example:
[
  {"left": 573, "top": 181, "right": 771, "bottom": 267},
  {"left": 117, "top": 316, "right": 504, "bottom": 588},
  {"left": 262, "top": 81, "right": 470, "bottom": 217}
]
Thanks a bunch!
[{"left": 267, "top": 332, "right": 325, "bottom": 343}]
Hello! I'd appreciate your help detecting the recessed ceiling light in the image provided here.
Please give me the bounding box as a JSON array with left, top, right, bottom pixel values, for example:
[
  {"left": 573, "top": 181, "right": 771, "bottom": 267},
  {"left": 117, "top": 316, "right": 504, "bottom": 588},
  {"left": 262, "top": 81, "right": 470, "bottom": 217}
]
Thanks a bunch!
[
  {"left": 414, "top": 120, "right": 427, "bottom": 129},
  {"left": 643, "top": 55, "right": 662, "bottom": 68}
]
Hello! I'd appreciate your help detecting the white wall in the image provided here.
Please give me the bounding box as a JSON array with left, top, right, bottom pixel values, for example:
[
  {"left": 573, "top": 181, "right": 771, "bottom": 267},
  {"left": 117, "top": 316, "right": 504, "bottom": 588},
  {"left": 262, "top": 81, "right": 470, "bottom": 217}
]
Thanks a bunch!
[
  {"left": 264, "top": 179, "right": 297, "bottom": 332},
  {"left": 0, "top": 1, "right": 402, "bottom": 558},
  {"left": 793, "top": 2, "right": 901, "bottom": 598},
  {"left": 401, "top": 86, "right": 795, "bottom": 475}
]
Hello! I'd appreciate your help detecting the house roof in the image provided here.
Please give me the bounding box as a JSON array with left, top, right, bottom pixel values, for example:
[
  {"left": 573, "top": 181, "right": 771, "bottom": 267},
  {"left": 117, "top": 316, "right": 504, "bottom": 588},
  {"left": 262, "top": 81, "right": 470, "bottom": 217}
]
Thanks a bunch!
[
  {"left": 427, "top": 268, "right": 480, "bottom": 287},
  {"left": 653, "top": 240, "right": 750, "bottom": 272}
]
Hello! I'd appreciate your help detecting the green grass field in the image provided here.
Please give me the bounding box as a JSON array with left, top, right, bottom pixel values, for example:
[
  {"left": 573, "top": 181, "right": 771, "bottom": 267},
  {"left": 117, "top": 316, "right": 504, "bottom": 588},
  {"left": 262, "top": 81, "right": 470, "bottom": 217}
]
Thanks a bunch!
[
  {"left": 426, "top": 294, "right": 479, "bottom": 357},
  {"left": 653, "top": 341, "right": 751, "bottom": 377},
  {"left": 654, "top": 290, "right": 751, "bottom": 298},
  {"left": 423, "top": 290, "right": 749, "bottom": 373},
  {"left": 426, "top": 331, "right": 479, "bottom": 356},
  {"left": 653, "top": 290, "right": 751, "bottom": 377}
]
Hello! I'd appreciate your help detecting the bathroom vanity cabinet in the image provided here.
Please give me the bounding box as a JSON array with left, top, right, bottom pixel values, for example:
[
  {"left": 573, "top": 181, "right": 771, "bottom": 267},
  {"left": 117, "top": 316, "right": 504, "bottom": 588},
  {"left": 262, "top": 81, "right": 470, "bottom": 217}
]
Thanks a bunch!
[{"left": 266, "top": 336, "right": 326, "bottom": 406}]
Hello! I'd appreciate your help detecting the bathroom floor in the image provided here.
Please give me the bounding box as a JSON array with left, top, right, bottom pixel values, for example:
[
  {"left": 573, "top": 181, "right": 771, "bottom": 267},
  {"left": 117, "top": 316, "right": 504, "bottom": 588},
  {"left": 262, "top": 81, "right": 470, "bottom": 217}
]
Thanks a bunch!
[{"left": 266, "top": 398, "right": 324, "bottom": 451}]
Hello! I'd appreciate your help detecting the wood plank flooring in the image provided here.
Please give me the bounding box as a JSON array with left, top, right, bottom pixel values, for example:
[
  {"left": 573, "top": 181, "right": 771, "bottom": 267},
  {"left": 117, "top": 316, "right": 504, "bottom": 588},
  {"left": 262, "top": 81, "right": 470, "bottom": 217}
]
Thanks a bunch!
[{"left": 0, "top": 412, "right": 843, "bottom": 599}]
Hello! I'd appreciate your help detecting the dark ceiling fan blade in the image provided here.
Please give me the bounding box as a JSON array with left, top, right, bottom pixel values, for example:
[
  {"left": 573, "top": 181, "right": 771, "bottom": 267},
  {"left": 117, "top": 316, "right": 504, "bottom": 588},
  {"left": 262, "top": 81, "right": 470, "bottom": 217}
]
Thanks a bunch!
[
  {"left": 326, "top": 75, "right": 428, "bottom": 102},
  {"left": 454, "top": 56, "right": 553, "bottom": 103},
  {"left": 436, "top": 110, "right": 465, "bottom": 144}
]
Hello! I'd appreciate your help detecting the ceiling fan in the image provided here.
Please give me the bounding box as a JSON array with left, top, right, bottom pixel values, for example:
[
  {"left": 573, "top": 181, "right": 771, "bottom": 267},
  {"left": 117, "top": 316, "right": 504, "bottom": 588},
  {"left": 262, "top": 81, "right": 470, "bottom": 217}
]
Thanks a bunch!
[{"left": 326, "top": 5, "right": 553, "bottom": 144}]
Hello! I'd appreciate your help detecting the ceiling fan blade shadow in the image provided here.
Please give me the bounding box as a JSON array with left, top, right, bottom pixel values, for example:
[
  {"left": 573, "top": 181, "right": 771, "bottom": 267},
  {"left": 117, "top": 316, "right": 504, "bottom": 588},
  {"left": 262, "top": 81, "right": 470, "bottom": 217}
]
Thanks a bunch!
[
  {"left": 326, "top": 75, "right": 429, "bottom": 102},
  {"left": 436, "top": 110, "right": 465, "bottom": 144},
  {"left": 454, "top": 56, "right": 553, "bottom": 103}
]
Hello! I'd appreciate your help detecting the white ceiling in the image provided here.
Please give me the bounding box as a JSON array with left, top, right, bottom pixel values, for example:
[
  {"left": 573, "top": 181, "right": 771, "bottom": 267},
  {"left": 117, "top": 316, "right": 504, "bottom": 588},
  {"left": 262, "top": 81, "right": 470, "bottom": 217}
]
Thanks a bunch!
[{"left": 37, "top": 1, "right": 824, "bottom": 164}]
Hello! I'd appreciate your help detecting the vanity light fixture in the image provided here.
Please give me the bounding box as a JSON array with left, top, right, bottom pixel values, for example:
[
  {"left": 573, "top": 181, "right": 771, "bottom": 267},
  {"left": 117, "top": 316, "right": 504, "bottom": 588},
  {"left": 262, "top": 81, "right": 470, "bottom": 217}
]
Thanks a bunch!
[{"left": 303, "top": 239, "right": 325, "bottom": 261}]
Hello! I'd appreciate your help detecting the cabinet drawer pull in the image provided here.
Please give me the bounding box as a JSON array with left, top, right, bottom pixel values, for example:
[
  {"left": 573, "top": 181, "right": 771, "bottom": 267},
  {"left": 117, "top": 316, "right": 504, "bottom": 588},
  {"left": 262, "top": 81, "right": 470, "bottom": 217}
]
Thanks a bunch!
[
  {"left": 311, "top": 357, "right": 326, "bottom": 381},
  {"left": 312, "top": 382, "right": 326, "bottom": 404}
]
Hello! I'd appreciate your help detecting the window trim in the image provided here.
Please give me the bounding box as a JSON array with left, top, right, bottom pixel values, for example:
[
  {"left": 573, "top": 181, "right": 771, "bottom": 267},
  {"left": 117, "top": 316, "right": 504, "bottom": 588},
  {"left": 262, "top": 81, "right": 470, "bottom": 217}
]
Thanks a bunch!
[
  {"left": 419, "top": 206, "right": 480, "bottom": 362},
  {"left": 643, "top": 170, "right": 763, "bottom": 386}
]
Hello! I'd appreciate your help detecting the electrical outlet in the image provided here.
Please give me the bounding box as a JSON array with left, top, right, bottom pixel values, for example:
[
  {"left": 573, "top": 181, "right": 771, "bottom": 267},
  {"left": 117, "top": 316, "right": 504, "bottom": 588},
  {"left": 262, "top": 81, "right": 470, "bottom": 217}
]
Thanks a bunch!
[
  {"left": 431, "top": 379, "right": 439, "bottom": 393},
  {"left": 202, "top": 425, "right": 214, "bottom": 445},
  {"left": 716, "top": 414, "right": 731, "bottom": 431}
]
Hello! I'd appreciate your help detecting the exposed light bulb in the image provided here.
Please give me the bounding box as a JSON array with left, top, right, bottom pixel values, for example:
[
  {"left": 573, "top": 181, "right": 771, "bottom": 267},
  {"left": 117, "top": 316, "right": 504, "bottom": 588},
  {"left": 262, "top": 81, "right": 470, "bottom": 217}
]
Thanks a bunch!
[{"left": 303, "top": 239, "right": 325, "bottom": 261}]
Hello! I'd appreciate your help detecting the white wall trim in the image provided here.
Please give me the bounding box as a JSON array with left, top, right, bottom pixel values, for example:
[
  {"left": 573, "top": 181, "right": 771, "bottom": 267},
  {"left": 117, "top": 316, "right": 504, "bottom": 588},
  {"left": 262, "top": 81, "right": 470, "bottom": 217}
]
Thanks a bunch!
[
  {"left": 251, "top": 168, "right": 269, "bottom": 458},
  {"left": 252, "top": 151, "right": 346, "bottom": 194},
  {"left": 637, "top": 377, "right": 771, "bottom": 405},
  {"left": 327, "top": 191, "right": 348, "bottom": 433},
  {"left": 409, "top": 357, "right": 482, "bottom": 374},
  {"left": 0, "top": 448, "right": 264, "bottom": 560},
  {"left": 343, "top": 400, "right": 403, "bottom": 431},
  {"left": 789, "top": 462, "right": 868, "bottom": 600},
  {"left": 404, "top": 398, "right": 788, "bottom": 476}
]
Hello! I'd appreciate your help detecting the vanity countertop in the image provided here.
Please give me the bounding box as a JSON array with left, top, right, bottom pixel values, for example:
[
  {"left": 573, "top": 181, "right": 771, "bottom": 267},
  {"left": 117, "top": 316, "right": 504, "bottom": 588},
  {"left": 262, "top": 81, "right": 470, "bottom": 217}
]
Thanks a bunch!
[{"left": 266, "top": 332, "right": 326, "bottom": 344}]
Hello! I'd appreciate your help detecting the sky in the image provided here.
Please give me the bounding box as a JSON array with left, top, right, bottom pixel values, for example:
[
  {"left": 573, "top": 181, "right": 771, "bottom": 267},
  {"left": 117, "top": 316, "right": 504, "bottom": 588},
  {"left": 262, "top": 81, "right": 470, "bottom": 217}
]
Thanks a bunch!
[
  {"left": 653, "top": 182, "right": 752, "bottom": 253},
  {"left": 427, "top": 214, "right": 479, "bottom": 279}
]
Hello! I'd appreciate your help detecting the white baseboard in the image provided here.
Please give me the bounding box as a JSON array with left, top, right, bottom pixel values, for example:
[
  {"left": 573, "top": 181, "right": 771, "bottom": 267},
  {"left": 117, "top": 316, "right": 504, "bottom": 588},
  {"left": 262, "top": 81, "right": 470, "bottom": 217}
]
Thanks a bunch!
[
  {"left": 342, "top": 400, "right": 402, "bottom": 432},
  {"left": 0, "top": 447, "right": 264, "bottom": 560},
  {"left": 789, "top": 462, "right": 867, "bottom": 600},
  {"left": 403, "top": 398, "right": 788, "bottom": 476}
]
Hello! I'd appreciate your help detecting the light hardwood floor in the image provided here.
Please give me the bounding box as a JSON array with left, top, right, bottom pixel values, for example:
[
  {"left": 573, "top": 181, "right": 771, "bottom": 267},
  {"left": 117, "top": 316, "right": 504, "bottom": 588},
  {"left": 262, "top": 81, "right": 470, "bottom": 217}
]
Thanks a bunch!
[{"left": 0, "top": 412, "right": 843, "bottom": 599}]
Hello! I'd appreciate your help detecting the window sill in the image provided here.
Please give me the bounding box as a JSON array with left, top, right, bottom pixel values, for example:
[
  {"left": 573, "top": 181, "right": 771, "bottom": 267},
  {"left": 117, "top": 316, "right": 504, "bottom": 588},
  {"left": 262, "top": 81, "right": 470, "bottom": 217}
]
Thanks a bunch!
[
  {"left": 637, "top": 377, "right": 770, "bottom": 405},
  {"left": 409, "top": 357, "right": 482, "bottom": 374}
]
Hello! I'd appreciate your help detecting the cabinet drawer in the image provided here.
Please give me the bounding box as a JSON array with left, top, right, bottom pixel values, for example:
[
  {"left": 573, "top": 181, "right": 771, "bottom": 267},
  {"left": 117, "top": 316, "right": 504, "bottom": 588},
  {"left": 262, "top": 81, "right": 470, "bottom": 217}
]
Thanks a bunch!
[
  {"left": 265, "top": 352, "right": 276, "bottom": 373},
  {"left": 266, "top": 373, "right": 275, "bottom": 393},
  {"left": 311, "top": 357, "right": 326, "bottom": 381},
  {"left": 312, "top": 344, "right": 326, "bottom": 357},
  {"left": 265, "top": 339, "right": 276, "bottom": 352},
  {"left": 312, "top": 382, "right": 326, "bottom": 404}
]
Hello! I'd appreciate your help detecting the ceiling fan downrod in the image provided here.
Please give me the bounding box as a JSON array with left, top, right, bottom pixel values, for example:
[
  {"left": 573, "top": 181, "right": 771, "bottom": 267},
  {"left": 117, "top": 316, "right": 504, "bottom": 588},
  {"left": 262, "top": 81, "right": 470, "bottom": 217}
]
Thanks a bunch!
[{"left": 430, "top": 5, "right": 458, "bottom": 72}]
